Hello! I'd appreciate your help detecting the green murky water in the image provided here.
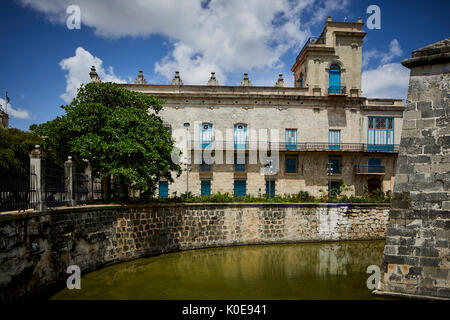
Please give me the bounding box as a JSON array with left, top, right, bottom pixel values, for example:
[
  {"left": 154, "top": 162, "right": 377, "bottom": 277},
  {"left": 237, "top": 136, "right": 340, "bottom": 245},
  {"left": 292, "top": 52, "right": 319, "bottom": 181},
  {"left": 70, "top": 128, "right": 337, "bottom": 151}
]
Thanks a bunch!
[{"left": 52, "top": 241, "right": 384, "bottom": 300}]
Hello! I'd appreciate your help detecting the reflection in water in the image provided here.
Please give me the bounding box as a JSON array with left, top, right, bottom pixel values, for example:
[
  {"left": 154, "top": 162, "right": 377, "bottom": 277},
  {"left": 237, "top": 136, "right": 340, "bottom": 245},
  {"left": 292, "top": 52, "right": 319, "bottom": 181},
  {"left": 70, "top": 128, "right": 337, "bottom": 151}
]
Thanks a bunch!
[{"left": 52, "top": 241, "right": 384, "bottom": 300}]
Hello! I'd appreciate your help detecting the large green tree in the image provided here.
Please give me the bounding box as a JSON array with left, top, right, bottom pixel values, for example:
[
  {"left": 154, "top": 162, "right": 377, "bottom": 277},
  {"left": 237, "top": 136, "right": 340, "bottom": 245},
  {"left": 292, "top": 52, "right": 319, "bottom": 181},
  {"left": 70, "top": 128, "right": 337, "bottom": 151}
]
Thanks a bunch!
[
  {"left": 32, "top": 82, "right": 181, "bottom": 200},
  {"left": 0, "top": 127, "right": 42, "bottom": 174}
]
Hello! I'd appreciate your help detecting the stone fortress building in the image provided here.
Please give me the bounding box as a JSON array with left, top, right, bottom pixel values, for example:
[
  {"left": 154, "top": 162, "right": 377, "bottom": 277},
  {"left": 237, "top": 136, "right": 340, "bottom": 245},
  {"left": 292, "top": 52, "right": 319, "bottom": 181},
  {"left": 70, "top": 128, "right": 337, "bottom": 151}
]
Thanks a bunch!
[
  {"left": 375, "top": 38, "right": 450, "bottom": 299},
  {"left": 91, "top": 17, "right": 405, "bottom": 198}
]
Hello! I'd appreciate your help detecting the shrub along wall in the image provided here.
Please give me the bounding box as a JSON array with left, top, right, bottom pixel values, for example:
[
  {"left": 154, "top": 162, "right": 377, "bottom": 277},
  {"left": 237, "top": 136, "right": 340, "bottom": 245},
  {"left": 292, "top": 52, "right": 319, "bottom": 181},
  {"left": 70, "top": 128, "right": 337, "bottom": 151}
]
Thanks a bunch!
[{"left": 0, "top": 203, "right": 389, "bottom": 299}]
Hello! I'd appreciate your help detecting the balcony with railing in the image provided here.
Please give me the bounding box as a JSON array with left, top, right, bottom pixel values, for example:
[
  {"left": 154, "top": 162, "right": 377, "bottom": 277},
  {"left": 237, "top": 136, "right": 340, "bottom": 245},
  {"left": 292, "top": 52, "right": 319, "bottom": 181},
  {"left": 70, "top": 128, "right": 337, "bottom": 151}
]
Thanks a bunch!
[
  {"left": 354, "top": 165, "right": 385, "bottom": 175},
  {"left": 367, "top": 144, "right": 396, "bottom": 152},
  {"left": 189, "top": 140, "right": 399, "bottom": 153},
  {"left": 328, "top": 86, "right": 346, "bottom": 95}
]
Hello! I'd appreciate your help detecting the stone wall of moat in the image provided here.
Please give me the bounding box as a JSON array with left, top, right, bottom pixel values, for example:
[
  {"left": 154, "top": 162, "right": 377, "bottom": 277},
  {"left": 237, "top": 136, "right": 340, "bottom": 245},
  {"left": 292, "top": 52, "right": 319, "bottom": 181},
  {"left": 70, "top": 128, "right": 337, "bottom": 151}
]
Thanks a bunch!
[
  {"left": 376, "top": 38, "right": 450, "bottom": 300},
  {"left": 0, "top": 203, "right": 389, "bottom": 299}
]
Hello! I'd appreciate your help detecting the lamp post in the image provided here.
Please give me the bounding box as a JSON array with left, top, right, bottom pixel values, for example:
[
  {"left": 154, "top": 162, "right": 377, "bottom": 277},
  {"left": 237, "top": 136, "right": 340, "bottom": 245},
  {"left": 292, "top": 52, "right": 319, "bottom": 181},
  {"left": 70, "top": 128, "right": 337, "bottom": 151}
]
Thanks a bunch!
[
  {"left": 327, "top": 161, "right": 334, "bottom": 197},
  {"left": 264, "top": 159, "right": 274, "bottom": 198},
  {"left": 183, "top": 122, "right": 190, "bottom": 196}
]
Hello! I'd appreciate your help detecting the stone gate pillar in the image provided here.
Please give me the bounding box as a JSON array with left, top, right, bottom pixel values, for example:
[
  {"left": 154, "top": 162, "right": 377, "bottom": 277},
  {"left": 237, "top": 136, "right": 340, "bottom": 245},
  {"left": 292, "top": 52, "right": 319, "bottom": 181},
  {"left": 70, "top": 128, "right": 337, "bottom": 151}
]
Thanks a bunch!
[
  {"left": 64, "top": 156, "right": 75, "bottom": 206},
  {"left": 29, "top": 145, "right": 46, "bottom": 212},
  {"left": 375, "top": 39, "right": 449, "bottom": 299}
]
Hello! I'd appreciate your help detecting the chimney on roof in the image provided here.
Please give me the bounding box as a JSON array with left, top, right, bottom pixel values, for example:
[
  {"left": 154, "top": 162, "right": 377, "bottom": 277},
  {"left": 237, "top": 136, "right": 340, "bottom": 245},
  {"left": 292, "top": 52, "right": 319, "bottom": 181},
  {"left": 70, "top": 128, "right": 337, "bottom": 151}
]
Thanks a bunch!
[
  {"left": 134, "top": 70, "right": 147, "bottom": 84},
  {"left": 275, "top": 74, "right": 286, "bottom": 87},
  {"left": 240, "top": 73, "right": 252, "bottom": 86},
  {"left": 171, "top": 71, "right": 183, "bottom": 85},
  {"left": 89, "top": 66, "right": 101, "bottom": 83},
  {"left": 207, "top": 72, "right": 219, "bottom": 86}
]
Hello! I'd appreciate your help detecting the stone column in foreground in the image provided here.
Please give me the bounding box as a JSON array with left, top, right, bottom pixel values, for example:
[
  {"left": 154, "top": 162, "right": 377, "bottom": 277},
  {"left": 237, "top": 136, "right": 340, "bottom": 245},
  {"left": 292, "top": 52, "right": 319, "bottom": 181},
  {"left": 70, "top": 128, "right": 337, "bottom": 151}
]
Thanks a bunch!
[{"left": 375, "top": 38, "right": 449, "bottom": 299}]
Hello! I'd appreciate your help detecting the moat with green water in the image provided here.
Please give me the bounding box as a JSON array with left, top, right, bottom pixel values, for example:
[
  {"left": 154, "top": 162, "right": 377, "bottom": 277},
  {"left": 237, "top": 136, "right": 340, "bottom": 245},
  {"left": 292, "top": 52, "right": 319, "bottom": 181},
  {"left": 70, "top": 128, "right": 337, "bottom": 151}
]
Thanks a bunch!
[{"left": 52, "top": 240, "right": 384, "bottom": 300}]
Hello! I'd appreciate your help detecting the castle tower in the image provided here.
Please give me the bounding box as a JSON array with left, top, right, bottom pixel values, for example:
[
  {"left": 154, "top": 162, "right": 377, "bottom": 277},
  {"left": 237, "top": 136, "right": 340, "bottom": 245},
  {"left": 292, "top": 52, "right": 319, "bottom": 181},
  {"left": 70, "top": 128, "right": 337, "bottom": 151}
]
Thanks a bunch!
[
  {"left": 375, "top": 38, "right": 450, "bottom": 299},
  {"left": 291, "top": 16, "right": 366, "bottom": 97}
]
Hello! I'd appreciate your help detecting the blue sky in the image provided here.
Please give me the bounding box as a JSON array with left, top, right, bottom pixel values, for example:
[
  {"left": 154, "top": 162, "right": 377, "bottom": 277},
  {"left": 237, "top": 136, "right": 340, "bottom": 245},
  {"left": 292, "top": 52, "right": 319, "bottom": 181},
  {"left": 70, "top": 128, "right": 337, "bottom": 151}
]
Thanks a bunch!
[{"left": 1, "top": 0, "right": 449, "bottom": 131}]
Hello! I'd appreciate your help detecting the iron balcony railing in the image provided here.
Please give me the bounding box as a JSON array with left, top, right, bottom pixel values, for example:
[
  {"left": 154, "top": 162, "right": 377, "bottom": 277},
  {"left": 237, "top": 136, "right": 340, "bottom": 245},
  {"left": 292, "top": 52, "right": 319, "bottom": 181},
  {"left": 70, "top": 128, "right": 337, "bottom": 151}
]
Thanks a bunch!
[
  {"left": 189, "top": 141, "right": 399, "bottom": 153},
  {"left": 296, "top": 36, "right": 326, "bottom": 61},
  {"left": 354, "top": 165, "right": 385, "bottom": 174},
  {"left": 328, "top": 86, "right": 346, "bottom": 95}
]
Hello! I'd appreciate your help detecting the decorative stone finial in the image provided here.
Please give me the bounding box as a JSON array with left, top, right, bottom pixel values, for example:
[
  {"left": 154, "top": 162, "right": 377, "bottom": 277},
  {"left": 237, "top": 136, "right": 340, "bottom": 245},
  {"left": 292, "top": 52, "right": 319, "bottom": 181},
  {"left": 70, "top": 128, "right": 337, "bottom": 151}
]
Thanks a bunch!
[
  {"left": 275, "top": 74, "right": 287, "bottom": 87},
  {"left": 207, "top": 72, "right": 219, "bottom": 86},
  {"left": 89, "top": 66, "right": 101, "bottom": 83},
  {"left": 68, "top": 156, "right": 72, "bottom": 161},
  {"left": 171, "top": 71, "right": 184, "bottom": 85},
  {"left": 30, "top": 144, "right": 41, "bottom": 156},
  {"left": 134, "top": 70, "right": 147, "bottom": 85},
  {"left": 240, "top": 73, "right": 252, "bottom": 86},
  {"left": 357, "top": 17, "right": 363, "bottom": 23}
]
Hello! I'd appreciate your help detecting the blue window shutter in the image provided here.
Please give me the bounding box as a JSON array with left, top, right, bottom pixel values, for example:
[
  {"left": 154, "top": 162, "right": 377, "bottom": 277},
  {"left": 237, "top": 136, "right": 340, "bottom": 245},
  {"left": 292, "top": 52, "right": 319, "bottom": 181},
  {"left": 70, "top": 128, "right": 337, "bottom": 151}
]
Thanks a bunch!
[
  {"left": 329, "top": 64, "right": 341, "bottom": 92},
  {"left": 234, "top": 124, "right": 247, "bottom": 150},
  {"left": 285, "top": 129, "right": 297, "bottom": 149},
  {"left": 201, "top": 123, "right": 212, "bottom": 149},
  {"left": 234, "top": 180, "right": 246, "bottom": 197},
  {"left": 368, "top": 117, "right": 394, "bottom": 151},
  {"left": 201, "top": 180, "right": 211, "bottom": 196},
  {"left": 265, "top": 180, "right": 275, "bottom": 198},
  {"left": 329, "top": 130, "right": 340, "bottom": 150},
  {"left": 368, "top": 158, "right": 381, "bottom": 173},
  {"left": 159, "top": 181, "right": 168, "bottom": 198},
  {"left": 285, "top": 157, "right": 297, "bottom": 173}
]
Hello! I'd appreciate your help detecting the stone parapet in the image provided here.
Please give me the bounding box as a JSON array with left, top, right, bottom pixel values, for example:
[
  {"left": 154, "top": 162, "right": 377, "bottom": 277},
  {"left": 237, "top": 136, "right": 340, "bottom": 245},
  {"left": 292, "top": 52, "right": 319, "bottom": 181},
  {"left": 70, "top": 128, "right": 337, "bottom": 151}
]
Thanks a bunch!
[{"left": 0, "top": 203, "right": 389, "bottom": 299}]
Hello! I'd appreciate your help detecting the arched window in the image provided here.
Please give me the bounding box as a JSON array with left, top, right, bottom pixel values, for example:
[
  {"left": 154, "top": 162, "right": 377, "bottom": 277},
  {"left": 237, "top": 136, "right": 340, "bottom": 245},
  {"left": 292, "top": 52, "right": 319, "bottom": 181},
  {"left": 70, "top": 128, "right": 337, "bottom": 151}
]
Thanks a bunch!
[
  {"left": 200, "top": 123, "right": 212, "bottom": 149},
  {"left": 234, "top": 123, "right": 247, "bottom": 150},
  {"left": 329, "top": 64, "right": 341, "bottom": 93}
]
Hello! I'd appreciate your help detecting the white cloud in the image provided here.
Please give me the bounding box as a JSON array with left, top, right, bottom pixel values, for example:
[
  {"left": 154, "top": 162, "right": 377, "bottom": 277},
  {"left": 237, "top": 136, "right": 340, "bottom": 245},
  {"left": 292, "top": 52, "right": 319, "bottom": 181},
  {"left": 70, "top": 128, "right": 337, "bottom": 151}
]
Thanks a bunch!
[
  {"left": 362, "top": 63, "right": 410, "bottom": 99},
  {"left": 0, "top": 98, "right": 31, "bottom": 120},
  {"left": 19, "top": 0, "right": 350, "bottom": 85},
  {"left": 155, "top": 43, "right": 227, "bottom": 85},
  {"left": 362, "top": 39, "right": 408, "bottom": 99},
  {"left": 363, "top": 38, "right": 403, "bottom": 67},
  {"left": 307, "top": 0, "right": 350, "bottom": 25},
  {"left": 362, "top": 49, "right": 378, "bottom": 68},
  {"left": 59, "top": 46, "right": 126, "bottom": 103},
  {"left": 380, "top": 39, "right": 403, "bottom": 64}
]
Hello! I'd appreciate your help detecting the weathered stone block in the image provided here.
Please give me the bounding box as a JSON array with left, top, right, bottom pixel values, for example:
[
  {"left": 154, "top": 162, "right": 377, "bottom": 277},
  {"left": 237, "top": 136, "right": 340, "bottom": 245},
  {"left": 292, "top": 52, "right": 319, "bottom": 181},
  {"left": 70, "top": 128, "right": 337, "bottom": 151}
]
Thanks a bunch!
[{"left": 378, "top": 37, "right": 450, "bottom": 299}]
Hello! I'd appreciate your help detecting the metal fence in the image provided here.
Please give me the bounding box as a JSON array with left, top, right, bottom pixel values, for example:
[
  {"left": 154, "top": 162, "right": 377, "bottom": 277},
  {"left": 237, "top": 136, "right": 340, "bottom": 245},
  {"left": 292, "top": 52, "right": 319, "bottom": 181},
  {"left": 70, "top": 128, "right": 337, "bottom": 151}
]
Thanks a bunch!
[
  {"left": 75, "top": 170, "right": 90, "bottom": 203},
  {"left": 0, "top": 166, "right": 36, "bottom": 212},
  {"left": 0, "top": 147, "right": 110, "bottom": 213},
  {"left": 44, "top": 166, "right": 67, "bottom": 207},
  {"left": 93, "top": 177, "right": 104, "bottom": 201}
]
